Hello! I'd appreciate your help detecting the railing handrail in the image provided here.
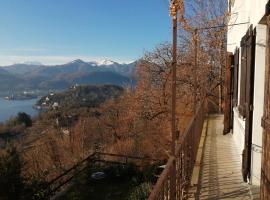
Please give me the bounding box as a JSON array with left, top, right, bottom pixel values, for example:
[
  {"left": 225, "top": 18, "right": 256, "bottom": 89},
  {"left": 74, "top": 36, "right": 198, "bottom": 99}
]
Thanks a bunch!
[
  {"left": 148, "top": 101, "right": 206, "bottom": 200},
  {"left": 27, "top": 152, "right": 159, "bottom": 198},
  {"left": 48, "top": 152, "right": 158, "bottom": 184},
  {"left": 47, "top": 152, "right": 96, "bottom": 185},
  {"left": 96, "top": 152, "right": 160, "bottom": 161},
  {"left": 176, "top": 102, "right": 203, "bottom": 154},
  {"left": 148, "top": 157, "right": 175, "bottom": 199}
]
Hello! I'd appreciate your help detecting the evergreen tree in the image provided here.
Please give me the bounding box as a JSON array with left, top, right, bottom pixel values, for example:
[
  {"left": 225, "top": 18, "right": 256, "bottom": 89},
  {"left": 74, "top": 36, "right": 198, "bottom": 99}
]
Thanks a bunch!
[
  {"left": 0, "top": 147, "right": 24, "bottom": 200},
  {"left": 16, "top": 112, "right": 32, "bottom": 127}
]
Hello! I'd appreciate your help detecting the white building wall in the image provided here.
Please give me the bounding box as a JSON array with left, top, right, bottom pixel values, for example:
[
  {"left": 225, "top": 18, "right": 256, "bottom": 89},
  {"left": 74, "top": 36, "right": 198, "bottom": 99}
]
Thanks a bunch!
[
  {"left": 250, "top": 1, "right": 269, "bottom": 25},
  {"left": 250, "top": 24, "right": 266, "bottom": 185},
  {"left": 232, "top": 108, "right": 245, "bottom": 159},
  {"left": 227, "top": 0, "right": 250, "bottom": 160},
  {"left": 227, "top": 0, "right": 268, "bottom": 186},
  {"left": 228, "top": 0, "right": 268, "bottom": 53},
  {"left": 227, "top": 0, "right": 250, "bottom": 53}
]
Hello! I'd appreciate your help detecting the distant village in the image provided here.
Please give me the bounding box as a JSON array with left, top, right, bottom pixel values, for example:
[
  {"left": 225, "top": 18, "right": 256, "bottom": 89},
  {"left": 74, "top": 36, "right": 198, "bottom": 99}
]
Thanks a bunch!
[
  {"left": 35, "top": 92, "right": 59, "bottom": 110},
  {"left": 4, "top": 91, "right": 38, "bottom": 101}
]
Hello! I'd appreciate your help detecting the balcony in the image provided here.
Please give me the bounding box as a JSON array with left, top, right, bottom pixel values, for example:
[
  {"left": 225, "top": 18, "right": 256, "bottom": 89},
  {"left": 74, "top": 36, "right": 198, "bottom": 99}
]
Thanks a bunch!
[
  {"left": 189, "top": 115, "right": 260, "bottom": 199},
  {"left": 149, "top": 110, "right": 260, "bottom": 199}
]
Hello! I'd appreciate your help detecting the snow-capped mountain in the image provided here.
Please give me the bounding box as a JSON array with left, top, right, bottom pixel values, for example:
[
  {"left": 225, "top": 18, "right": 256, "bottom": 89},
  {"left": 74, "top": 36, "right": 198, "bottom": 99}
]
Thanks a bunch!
[
  {"left": 2, "top": 59, "right": 137, "bottom": 77},
  {"left": 0, "top": 59, "right": 138, "bottom": 94},
  {"left": 96, "top": 59, "right": 117, "bottom": 66}
]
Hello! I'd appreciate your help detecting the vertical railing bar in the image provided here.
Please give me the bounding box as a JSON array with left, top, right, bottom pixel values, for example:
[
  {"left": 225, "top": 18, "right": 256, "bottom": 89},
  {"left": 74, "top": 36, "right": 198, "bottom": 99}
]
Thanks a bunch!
[
  {"left": 180, "top": 148, "right": 183, "bottom": 200},
  {"left": 166, "top": 179, "right": 169, "bottom": 200}
]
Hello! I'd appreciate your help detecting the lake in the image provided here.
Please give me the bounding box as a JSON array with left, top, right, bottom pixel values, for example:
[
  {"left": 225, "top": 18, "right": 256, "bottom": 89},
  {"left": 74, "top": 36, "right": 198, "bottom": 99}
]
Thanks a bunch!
[{"left": 0, "top": 98, "right": 39, "bottom": 122}]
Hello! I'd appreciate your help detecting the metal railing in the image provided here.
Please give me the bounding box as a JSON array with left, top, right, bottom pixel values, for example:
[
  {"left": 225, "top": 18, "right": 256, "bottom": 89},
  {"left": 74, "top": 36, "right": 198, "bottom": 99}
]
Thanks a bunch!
[
  {"left": 28, "top": 152, "right": 158, "bottom": 199},
  {"left": 148, "top": 101, "right": 206, "bottom": 200}
]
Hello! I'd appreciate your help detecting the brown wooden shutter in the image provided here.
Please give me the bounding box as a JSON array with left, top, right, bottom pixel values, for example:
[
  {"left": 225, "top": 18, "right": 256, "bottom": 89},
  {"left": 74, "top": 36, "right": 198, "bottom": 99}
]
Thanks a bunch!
[
  {"left": 242, "top": 26, "right": 256, "bottom": 182},
  {"left": 261, "top": 15, "right": 270, "bottom": 199},
  {"left": 224, "top": 53, "right": 234, "bottom": 134},
  {"left": 233, "top": 48, "right": 239, "bottom": 107},
  {"left": 239, "top": 36, "right": 248, "bottom": 117}
]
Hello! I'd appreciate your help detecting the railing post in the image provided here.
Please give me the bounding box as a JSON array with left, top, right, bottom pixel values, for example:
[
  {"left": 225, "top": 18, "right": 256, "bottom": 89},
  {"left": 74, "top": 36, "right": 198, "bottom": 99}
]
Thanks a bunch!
[
  {"left": 170, "top": 2, "right": 178, "bottom": 199},
  {"left": 171, "top": 159, "right": 176, "bottom": 199}
]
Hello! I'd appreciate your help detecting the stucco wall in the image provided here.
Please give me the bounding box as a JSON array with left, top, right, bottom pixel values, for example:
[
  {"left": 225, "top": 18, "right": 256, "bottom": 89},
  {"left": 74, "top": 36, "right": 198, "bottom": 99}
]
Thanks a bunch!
[
  {"left": 227, "top": 0, "right": 268, "bottom": 53},
  {"left": 232, "top": 108, "right": 245, "bottom": 158},
  {"left": 250, "top": 1, "right": 269, "bottom": 25},
  {"left": 227, "top": 0, "right": 267, "bottom": 186},
  {"left": 227, "top": 0, "right": 250, "bottom": 53},
  {"left": 250, "top": 24, "right": 266, "bottom": 185}
]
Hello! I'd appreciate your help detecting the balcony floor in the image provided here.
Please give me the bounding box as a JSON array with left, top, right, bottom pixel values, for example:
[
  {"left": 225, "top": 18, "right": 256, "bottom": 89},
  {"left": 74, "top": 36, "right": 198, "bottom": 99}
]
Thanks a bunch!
[{"left": 193, "top": 115, "right": 259, "bottom": 200}]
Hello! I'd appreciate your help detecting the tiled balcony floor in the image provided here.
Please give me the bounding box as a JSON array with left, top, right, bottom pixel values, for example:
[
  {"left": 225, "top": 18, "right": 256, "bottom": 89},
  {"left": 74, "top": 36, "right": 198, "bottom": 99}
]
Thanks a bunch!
[{"left": 194, "top": 115, "right": 259, "bottom": 200}]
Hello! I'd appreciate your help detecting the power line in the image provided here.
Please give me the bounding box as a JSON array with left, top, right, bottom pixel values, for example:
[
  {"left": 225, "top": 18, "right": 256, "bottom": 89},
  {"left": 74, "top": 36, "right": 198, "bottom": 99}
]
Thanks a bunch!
[
  {"left": 196, "top": 22, "right": 250, "bottom": 31},
  {"left": 163, "top": 1, "right": 247, "bottom": 32}
]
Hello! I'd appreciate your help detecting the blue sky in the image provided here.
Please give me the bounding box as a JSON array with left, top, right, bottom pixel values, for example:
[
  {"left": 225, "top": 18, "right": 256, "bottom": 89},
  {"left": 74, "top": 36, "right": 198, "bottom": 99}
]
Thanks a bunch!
[{"left": 0, "top": 0, "right": 171, "bottom": 65}]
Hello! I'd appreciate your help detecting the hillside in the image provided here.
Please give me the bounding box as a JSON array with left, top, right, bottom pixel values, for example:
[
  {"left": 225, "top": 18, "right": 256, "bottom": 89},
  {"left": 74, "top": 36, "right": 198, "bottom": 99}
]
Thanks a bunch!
[
  {"left": 36, "top": 84, "right": 124, "bottom": 109},
  {"left": 3, "top": 63, "right": 44, "bottom": 75},
  {"left": 35, "top": 71, "right": 132, "bottom": 90},
  {"left": 0, "top": 68, "right": 25, "bottom": 95}
]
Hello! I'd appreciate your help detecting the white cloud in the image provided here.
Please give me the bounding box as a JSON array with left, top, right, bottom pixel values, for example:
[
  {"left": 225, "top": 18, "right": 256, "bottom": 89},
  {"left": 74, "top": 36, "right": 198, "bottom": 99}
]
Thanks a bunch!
[{"left": 0, "top": 55, "right": 135, "bottom": 66}]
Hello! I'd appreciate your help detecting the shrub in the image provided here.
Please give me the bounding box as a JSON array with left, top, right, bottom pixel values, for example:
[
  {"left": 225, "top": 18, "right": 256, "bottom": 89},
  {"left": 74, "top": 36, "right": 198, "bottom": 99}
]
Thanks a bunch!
[
  {"left": 127, "top": 182, "right": 152, "bottom": 200},
  {"left": 0, "top": 147, "right": 48, "bottom": 200},
  {"left": 16, "top": 112, "right": 32, "bottom": 127},
  {"left": 23, "top": 177, "right": 49, "bottom": 200}
]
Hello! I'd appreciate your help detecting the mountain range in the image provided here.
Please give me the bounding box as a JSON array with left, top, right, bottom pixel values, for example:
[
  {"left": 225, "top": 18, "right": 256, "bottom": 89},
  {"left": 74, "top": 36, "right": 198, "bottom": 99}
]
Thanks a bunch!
[{"left": 0, "top": 59, "right": 137, "bottom": 96}]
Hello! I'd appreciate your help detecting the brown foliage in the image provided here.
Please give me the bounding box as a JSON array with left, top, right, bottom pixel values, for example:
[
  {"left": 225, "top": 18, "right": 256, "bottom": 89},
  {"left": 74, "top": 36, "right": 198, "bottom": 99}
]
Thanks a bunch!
[{"left": 16, "top": 0, "right": 228, "bottom": 182}]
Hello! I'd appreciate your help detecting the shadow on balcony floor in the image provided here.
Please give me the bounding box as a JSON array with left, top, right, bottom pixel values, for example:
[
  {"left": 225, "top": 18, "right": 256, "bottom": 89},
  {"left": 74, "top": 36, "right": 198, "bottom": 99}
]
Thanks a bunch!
[{"left": 193, "top": 115, "right": 259, "bottom": 200}]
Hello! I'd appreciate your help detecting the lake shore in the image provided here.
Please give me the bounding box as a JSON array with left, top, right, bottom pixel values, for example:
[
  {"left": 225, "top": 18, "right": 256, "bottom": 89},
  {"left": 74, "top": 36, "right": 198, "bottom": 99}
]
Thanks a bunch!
[{"left": 0, "top": 98, "right": 39, "bottom": 122}]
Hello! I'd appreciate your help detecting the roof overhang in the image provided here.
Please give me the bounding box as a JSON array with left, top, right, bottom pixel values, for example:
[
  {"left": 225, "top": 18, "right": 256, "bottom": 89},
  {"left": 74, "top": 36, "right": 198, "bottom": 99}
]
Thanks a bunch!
[
  {"left": 259, "top": 0, "right": 270, "bottom": 24},
  {"left": 266, "top": 0, "right": 270, "bottom": 15}
]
